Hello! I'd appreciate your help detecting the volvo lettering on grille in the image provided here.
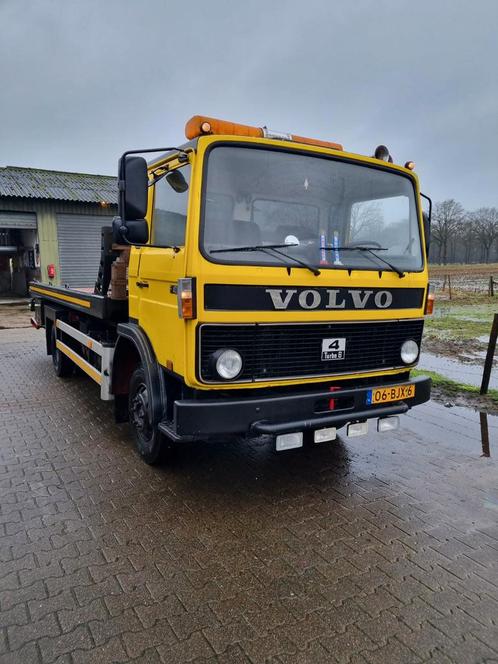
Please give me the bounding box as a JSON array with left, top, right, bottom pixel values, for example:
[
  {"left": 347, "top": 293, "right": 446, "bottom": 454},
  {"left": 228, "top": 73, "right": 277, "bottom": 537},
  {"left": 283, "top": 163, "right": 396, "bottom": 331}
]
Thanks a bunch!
[{"left": 265, "top": 288, "right": 393, "bottom": 310}]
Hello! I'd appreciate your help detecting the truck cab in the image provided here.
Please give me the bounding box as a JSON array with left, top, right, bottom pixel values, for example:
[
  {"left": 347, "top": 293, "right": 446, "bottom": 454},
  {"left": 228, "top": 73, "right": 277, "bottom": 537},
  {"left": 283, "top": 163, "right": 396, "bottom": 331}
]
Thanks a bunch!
[{"left": 31, "top": 115, "right": 432, "bottom": 464}]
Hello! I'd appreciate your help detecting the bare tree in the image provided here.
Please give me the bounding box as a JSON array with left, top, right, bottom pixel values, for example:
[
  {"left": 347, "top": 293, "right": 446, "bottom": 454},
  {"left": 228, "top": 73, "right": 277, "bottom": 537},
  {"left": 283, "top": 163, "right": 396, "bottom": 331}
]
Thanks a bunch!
[
  {"left": 431, "top": 199, "right": 464, "bottom": 264},
  {"left": 349, "top": 201, "right": 383, "bottom": 241},
  {"left": 472, "top": 207, "right": 498, "bottom": 263},
  {"left": 455, "top": 214, "right": 477, "bottom": 263}
]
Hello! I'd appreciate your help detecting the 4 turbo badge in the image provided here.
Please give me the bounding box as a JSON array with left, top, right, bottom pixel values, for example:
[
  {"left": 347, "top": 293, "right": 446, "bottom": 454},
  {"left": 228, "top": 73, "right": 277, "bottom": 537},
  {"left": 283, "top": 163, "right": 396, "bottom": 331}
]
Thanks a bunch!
[{"left": 321, "top": 338, "right": 346, "bottom": 361}]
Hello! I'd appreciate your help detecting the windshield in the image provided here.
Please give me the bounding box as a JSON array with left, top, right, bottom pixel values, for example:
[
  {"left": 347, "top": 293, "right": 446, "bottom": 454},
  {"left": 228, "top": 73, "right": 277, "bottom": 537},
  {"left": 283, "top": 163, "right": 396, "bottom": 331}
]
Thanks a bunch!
[{"left": 201, "top": 146, "right": 423, "bottom": 272}]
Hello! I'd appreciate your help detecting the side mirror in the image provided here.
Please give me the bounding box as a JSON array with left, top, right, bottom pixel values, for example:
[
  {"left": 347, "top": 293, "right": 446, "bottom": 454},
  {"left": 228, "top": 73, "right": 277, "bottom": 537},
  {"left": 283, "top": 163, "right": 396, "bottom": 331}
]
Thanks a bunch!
[
  {"left": 112, "top": 217, "right": 148, "bottom": 245},
  {"left": 422, "top": 212, "right": 431, "bottom": 252},
  {"left": 118, "top": 155, "right": 148, "bottom": 221},
  {"left": 115, "top": 155, "right": 149, "bottom": 245},
  {"left": 166, "top": 170, "right": 189, "bottom": 193},
  {"left": 114, "top": 146, "right": 188, "bottom": 247},
  {"left": 420, "top": 193, "right": 432, "bottom": 254}
]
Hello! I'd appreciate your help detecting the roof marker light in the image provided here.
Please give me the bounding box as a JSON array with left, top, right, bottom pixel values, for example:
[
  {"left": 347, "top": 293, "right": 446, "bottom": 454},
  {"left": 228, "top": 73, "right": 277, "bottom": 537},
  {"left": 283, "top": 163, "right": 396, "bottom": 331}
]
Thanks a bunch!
[
  {"left": 185, "top": 115, "right": 343, "bottom": 151},
  {"left": 404, "top": 161, "right": 415, "bottom": 170}
]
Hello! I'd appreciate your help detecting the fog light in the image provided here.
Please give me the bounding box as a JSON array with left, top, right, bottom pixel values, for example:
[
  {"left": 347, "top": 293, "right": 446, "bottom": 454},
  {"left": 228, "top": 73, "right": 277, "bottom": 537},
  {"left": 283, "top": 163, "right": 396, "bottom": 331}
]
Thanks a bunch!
[
  {"left": 276, "top": 432, "right": 303, "bottom": 451},
  {"left": 347, "top": 421, "right": 368, "bottom": 437},
  {"left": 400, "top": 339, "right": 419, "bottom": 364},
  {"left": 214, "top": 349, "right": 243, "bottom": 380},
  {"left": 314, "top": 427, "right": 337, "bottom": 443},
  {"left": 377, "top": 416, "right": 400, "bottom": 433}
]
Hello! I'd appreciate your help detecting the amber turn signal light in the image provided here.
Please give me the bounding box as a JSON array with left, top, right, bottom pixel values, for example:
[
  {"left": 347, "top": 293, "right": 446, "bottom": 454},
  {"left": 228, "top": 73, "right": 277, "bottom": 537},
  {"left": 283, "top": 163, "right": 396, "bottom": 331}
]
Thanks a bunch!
[
  {"left": 425, "top": 291, "right": 435, "bottom": 315},
  {"left": 177, "top": 278, "right": 196, "bottom": 319},
  {"left": 185, "top": 115, "right": 343, "bottom": 151}
]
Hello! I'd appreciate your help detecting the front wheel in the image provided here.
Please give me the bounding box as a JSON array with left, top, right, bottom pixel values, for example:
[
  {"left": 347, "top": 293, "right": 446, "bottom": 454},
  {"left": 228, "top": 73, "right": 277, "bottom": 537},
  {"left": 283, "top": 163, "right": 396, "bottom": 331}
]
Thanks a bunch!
[
  {"left": 51, "top": 326, "right": 73, "bottom": 378},
  {"left": 128, "top": 367, "right": 164, "bottom": 465}
]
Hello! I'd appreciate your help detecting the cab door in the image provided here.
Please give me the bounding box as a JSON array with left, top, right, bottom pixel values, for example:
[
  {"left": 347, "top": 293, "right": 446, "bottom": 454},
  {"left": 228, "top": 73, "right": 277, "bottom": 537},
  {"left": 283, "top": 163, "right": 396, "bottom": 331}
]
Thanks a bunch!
[{"left": 135, "top": 160, "right": 192, "bottom": 371}]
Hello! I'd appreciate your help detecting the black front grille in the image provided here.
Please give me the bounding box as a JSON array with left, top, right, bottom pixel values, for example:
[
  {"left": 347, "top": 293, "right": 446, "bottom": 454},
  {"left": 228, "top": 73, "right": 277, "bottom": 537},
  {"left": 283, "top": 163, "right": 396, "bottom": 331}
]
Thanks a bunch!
[{"left": 199, "top": 320, "right": 425, "bottom": 382}]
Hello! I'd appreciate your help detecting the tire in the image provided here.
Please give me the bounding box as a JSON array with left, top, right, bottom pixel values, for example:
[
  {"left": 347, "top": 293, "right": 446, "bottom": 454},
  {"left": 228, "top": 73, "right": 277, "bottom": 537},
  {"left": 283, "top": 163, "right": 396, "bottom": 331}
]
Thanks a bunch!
[
  {"left": 51, "top": 326, "right": 73, "bottom": 378},
  {"left": 128, "top": 366, "right": 164, "bottom": 465}
]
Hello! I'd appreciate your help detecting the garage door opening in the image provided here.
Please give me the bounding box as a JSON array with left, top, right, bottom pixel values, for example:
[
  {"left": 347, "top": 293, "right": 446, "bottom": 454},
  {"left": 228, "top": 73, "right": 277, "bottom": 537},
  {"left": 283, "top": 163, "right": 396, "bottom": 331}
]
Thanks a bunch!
[
  {"left": 57, "top": 213, "right": 114, "bottom": 289},
  {"left": 0, "top": 213, "right": 39, "bottom": 297}
]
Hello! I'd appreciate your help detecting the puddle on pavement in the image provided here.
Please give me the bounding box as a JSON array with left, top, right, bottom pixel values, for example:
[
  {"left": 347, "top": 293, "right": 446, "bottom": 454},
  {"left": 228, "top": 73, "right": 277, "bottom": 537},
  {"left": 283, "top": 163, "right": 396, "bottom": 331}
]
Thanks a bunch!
[
  {"left": 404, "top": 400, "right": 497, "bottom": 458},
  {"left": 419, "top": 351, "right": 498, "bottom": 390},
  {"left": 460, "top": 351, "right": 487, "bottom": 361}
]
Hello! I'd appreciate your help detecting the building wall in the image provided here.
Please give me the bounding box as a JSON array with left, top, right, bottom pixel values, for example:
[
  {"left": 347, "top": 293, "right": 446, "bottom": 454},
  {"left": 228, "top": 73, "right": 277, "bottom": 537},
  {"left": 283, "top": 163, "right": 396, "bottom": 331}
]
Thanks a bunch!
[{"left": 0, "top": 198, "right": 116, "bottom": 285}]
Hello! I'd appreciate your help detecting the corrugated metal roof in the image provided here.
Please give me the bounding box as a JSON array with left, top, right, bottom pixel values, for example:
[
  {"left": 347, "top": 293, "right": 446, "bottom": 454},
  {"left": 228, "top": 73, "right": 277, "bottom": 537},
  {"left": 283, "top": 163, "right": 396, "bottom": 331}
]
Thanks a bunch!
[{"left": 0, "top": 166, "right": 118, "bottom": 204}]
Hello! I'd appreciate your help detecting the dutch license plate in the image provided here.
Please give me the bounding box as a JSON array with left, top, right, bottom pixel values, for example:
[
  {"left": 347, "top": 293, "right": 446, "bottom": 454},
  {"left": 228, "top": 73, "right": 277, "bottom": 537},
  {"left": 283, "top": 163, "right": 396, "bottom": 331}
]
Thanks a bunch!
[{"left": 366, "top": 384, "right": 415, "bottom": 405}]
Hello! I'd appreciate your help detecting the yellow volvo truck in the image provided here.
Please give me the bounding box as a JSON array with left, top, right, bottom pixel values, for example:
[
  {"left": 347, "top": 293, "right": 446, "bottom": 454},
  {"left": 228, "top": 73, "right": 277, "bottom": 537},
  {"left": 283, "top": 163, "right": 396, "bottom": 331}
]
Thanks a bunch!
[{"left": 30, "top": 115, "right": 433, "bottom": 464}]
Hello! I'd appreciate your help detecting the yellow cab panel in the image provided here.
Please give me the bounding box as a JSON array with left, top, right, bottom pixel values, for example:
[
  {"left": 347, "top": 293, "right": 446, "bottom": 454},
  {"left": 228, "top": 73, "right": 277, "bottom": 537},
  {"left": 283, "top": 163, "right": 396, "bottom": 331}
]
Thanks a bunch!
[{"left": 180, "top": 134, "right": 428, "bottom": 391}]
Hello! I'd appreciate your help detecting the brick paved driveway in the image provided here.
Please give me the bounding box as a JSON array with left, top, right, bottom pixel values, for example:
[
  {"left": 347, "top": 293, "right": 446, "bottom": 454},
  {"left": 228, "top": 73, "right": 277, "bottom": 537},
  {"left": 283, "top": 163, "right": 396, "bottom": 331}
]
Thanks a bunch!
[{"left": 1, "top": 327, "right": 497, "bottom": 663}]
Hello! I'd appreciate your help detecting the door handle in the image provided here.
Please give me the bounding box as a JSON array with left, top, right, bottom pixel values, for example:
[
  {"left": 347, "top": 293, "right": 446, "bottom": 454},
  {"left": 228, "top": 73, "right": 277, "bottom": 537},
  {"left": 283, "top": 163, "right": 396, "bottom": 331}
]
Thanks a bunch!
[{"left": 136, "top": 281, "right": 149, "bottom": 289}]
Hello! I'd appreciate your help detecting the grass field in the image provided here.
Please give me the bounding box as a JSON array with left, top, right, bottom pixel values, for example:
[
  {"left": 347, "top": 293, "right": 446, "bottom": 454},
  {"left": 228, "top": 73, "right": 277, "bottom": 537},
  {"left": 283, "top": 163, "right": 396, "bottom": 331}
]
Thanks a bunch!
[
  {"left": 429, "top": 262, "right": 498, "bottom": 295},
  {"left": 430, "top": 262, "right": 498, "bottom": 277},
  {"left": 426, "top": 263, "right": 497, "bottom": 345},
  {"left": 421, "top": 266, "right": 498, "bottom": 409},
  {"left": 424, "top": 299, "right": 495, "bottom": 343},
  {"left": 412, "top": 368, "right": 498, "bottom": 411}
]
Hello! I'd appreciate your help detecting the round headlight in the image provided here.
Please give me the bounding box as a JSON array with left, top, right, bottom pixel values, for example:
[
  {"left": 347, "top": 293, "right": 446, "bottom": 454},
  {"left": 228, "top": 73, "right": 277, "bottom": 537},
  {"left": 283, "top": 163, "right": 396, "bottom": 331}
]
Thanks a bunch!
[
  {"left": 214, "top": 349, "right": 243, "bottom": 380},
  {"left": 401, "top": 339, "right": 419, "bottom": 364}
]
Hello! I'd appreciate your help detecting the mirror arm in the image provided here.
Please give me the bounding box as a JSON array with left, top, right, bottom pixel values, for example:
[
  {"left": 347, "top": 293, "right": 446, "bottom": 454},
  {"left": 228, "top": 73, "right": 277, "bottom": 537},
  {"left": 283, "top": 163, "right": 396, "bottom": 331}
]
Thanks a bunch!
[
  {"left": 119, "top": 147, "right": 190, "bottom": 221},
  {"left": 148, "top": 170, "right": 169, "bottom": 187},
  {"left": 420, "top": 192, "right": 432, "bottom": 222},
  {"left": 118, "top": 224, "right": 181, "bottom": 253}
]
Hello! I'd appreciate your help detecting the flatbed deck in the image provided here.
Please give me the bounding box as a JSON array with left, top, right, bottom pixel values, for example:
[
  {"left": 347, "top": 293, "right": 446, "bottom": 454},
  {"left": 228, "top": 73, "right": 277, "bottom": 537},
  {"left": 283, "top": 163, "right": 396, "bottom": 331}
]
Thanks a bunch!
[{"left": 29, "top": 282, "right": 128, "bottom": 322}]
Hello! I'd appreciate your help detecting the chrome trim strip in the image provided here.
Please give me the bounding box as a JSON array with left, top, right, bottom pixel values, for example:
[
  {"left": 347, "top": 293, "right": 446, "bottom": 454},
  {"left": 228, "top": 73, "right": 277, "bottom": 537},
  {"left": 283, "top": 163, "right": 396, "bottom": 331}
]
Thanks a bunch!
[{"left": 199, "top": 317, "right": 424, "bottom": 327}]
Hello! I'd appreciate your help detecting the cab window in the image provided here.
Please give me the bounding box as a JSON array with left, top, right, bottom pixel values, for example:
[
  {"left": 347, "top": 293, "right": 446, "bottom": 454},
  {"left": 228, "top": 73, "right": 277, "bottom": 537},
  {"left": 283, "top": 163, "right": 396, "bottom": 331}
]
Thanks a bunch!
[
  {"left": 151, "top": 164, "right": 191, "bottom": 246},
  {"left": 202, "top": 146, "right": 422, "bottom": 271}
]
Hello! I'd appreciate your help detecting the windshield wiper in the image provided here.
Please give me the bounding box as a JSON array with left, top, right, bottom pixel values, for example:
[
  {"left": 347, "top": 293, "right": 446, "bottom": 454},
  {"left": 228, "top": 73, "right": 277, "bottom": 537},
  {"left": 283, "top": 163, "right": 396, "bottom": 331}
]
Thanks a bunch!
[
  {"left": 327, "top": 245, "right": 405, "bottom": 278},
  {"left": 210, "top": 243, "right": 320, "bottom": 276},
  {"left": 211, "top": 243, "right": 297, "bottom": 253}
]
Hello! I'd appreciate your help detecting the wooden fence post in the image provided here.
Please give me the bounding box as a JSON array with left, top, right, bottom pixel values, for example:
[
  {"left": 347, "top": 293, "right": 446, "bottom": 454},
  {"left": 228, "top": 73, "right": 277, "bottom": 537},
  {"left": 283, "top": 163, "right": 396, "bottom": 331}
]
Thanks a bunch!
[
  {"left": 481, "top": 313, "right": 498, "bottom": 394},
  {"left": 489, "top": 275, "right": 494, "bottom": 297},
  {"left": 448, "top": 274, "right": 452, "bottom": 300},
  {"left": 479, "top": 412, "right": 490, "bottom": 457}
]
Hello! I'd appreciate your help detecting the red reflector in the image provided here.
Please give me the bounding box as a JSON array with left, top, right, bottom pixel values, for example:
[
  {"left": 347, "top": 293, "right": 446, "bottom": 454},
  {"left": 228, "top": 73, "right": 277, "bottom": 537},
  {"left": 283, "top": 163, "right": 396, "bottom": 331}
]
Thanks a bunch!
[{"left": 329, "top": 386, "right": 341, "bottom": 410}]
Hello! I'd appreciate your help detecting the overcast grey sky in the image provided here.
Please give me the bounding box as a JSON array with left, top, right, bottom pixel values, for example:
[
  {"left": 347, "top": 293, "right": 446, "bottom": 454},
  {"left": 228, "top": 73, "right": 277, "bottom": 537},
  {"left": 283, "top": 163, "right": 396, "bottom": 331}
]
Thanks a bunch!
[{"left": 1, "top": 0, "right": 497, "bottom": 209}]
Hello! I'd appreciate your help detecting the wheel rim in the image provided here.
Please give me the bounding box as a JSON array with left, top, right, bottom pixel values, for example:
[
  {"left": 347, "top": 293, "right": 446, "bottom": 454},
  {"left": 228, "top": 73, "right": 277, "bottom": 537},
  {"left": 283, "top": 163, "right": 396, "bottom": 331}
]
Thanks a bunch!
[{"left": 130, "top": 383, "right": 153, "bottom": 449}]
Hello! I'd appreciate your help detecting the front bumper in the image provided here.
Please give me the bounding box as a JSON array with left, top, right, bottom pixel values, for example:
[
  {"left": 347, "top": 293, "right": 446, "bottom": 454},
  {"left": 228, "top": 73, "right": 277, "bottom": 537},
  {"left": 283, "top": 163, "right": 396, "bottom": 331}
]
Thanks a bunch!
[{"left": 159, "top": 375, "right": 431, "bottom": 441}]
